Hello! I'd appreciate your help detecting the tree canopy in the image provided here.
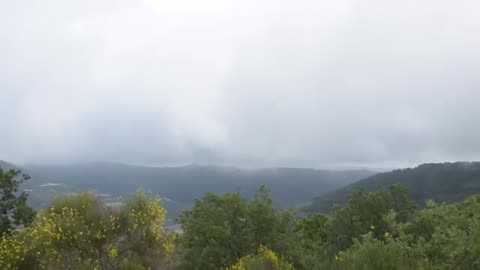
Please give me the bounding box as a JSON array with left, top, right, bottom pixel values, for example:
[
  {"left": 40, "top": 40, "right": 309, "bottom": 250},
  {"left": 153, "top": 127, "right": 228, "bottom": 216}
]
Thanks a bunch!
[
  {"left": 178, "top": 186, "right": 291, "bottom": 270},
  {"left": 0, "top": 169, "right": 35, "bottom": 235},
  {"left": 1, "top": 178, "right": 480, "bottom": 269},
  {"left": 0, "top": 189, "right": 174, "bottom": 270},
  {"left": 308, "top": 162, "right": 480, "bottom": 213}
]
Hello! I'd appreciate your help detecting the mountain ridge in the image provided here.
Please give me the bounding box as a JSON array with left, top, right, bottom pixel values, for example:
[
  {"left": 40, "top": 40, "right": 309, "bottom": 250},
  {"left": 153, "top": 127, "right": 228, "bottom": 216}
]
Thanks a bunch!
[
  {"left": 1, "top": 160, "right": 373, "bottom": 219},
  {"left": 306, "top": 161, "right": 480, "bottom": 213}
]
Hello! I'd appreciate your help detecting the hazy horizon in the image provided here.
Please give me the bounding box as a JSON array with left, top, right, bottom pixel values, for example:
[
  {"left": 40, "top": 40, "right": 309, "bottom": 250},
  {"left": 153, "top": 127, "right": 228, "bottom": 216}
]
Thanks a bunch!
[
  {"left": 4, "top": 158, "right": 478, "bottom": 173},
  {"left": 2, "top": 0, "right": 480, "bottom": 168}
]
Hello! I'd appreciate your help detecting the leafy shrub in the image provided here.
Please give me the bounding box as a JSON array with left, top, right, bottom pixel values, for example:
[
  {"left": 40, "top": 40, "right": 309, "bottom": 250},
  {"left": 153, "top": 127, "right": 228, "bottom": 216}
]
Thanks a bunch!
[
  {"left": 226, "top": 246, "right": 294, "bottom": 270},
  {"left": 336, "top": 232, "right": 431, "bottom": 270},
  {"left": 0, "top": 189, "right": 174, "bottom": 270}
]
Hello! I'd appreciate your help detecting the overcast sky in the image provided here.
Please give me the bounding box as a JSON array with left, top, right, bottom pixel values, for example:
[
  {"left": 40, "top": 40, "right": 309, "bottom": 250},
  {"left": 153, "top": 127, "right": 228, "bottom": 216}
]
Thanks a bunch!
[{"left": 1, "top": 0, "right": 480, "bottom": 168}]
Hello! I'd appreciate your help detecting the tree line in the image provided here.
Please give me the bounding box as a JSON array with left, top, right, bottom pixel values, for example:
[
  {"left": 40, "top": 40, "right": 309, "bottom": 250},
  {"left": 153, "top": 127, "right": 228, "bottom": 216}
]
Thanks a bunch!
[{"left": 1, "top": 168, "right": 479, "bottom": 269}]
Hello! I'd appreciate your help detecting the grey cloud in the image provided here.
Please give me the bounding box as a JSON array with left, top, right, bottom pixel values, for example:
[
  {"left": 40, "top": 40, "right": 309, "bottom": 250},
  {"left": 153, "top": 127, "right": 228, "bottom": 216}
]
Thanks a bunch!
[{"left": 1, "top": 0, "right": 480, "bottom": 168}]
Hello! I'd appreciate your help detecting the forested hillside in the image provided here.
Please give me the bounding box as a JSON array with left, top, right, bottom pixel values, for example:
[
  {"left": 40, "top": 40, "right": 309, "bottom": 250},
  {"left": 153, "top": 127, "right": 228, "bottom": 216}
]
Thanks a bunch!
[
  {"left": 0, "top": 161, "right": 18, "bottom": 171},
  {"left": 1, "top": 167, "right": 479, "bottom": 269},
  {"left": 307, "top": 162, "right": 480, "bottom": 213},
  {"left": 0, "top": 161, "right": 372, "bottom": 219}
]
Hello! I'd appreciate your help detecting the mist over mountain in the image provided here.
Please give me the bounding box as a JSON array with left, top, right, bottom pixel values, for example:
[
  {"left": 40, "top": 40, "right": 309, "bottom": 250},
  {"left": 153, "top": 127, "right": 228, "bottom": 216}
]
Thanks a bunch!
[
  {"left": 0, "top": 160, "right": 19, "bottom": 171},
  {"left": 3, "top": 0, "right": 480, "bottom": 268},
  {"left": 1, "top": 161, "right": 373, "bottom": 219}
]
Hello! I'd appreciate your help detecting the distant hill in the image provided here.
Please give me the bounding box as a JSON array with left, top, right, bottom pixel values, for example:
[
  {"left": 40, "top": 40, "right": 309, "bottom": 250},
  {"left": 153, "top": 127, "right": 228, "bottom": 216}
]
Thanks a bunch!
[
  {"left": 306, "top": 162, "right": 480, "bottom": 213},
  {"left": 1, "top": 161, "right": 373, "bottom": 219},
  {"left": 0, "top": 160, "right": 19, "bottom": 171}
]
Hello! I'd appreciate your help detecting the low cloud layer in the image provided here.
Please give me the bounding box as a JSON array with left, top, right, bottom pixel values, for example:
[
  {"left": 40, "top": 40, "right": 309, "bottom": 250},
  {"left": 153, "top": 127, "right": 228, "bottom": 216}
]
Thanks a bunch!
[{"left": 2, "top": 0, "right": 480, "bottom": 168}]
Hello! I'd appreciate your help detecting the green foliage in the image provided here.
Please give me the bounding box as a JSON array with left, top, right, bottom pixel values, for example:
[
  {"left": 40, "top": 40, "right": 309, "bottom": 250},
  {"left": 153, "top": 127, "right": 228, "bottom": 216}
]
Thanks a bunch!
[
  {"left": 308, "top": 162, "right": 480, "bottom": 213},
  {"left": 1, "top": 178, "right": 480, "bottom": 270},
  {"left": 287, "top": 213, "right": 330, "bottom": 269},
  {"left": 406, "top": 195, "right": 480, "bottom": 269},
  {"left": 0, "top": 189, "right": 174, "bottom": 270},
  {"left": 118, "top": 260, "right": 149, "bottom": 270},
  {"left": 177, "top": 183, "right": 480, "bottom": 270},
  {"left": 118, "top": 189, "right": 175, "bottom": 268},
  {"left": 178, "top": 186, "right": 292, "bottom": 270},
  {"left": 291, "top": 185, "right": 480, "bottom": 270},
  {"left": 0, "top": 169, "right": 36, "bottom": 235},
  {"left": 327, "top": 184, "right": 416, "bottom": 253},
  {"left": 226, "top": 246, "right": 294, "bottom": 270},
  {"left": 336, "top": 232, "right": 431, "bottom": 270},
  {"left": 293, "top": 213, "right": 328, "bottom": 242}
]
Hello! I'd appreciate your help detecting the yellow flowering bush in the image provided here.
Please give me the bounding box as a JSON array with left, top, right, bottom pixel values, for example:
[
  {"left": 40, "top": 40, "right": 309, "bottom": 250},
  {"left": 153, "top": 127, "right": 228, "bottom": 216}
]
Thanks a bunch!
[
  {"left": 226, "top": 246, "right": 294, "bottom": 270},
  {"left": 0, "top": 190, "right": 174, "bottom": 270},
  {"left": 0, "top": 232, "right": 31, "bottom": 270},
  {"left": 119, "top": 189, "right": 175, "bottom": 265}
]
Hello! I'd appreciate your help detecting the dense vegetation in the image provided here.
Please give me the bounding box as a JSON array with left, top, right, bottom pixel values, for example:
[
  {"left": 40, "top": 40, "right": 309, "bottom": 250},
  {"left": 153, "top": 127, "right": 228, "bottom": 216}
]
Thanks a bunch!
[
  {"left": 0, "top": 182, "right": 175, "bottom": 269},
  {"left": 0, "top": 169, "right": 35, "bottom": 235},
  {"left": 308, "top": 162, "right": 480, "bottom": 213},
  {"left": 1, "top": 165, "right": 479, "bottom": 269}
]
